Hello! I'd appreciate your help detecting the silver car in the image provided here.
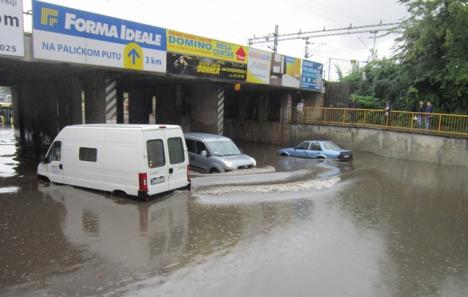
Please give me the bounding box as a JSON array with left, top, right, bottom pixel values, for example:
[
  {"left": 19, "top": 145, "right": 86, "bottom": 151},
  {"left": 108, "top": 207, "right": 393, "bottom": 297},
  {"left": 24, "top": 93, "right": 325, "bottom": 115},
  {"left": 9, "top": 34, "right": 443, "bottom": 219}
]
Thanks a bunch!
[{"left": 184, "top": 133, "right": 256, "bottom": 173}]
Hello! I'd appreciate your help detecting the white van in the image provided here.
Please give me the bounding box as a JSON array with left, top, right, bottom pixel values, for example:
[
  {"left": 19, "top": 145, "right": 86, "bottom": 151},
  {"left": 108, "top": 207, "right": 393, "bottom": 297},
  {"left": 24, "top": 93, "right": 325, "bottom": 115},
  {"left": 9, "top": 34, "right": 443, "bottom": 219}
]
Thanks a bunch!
[{"left": 37, "top": 124, "right": 191, "bottom": 200}]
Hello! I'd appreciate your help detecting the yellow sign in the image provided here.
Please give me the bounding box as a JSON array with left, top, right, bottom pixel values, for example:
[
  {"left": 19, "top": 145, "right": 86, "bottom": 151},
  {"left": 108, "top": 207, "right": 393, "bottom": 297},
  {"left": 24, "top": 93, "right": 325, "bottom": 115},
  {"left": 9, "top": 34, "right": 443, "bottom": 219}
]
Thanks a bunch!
[
  {"left": 123, "top": 42, "right": 143, "bottom": 70},
  {"left": 40, "top": 7, "right": 58, "bottom": 26},
  {"left": 167, "top": 30, "right": 248, "bottom": 64}
]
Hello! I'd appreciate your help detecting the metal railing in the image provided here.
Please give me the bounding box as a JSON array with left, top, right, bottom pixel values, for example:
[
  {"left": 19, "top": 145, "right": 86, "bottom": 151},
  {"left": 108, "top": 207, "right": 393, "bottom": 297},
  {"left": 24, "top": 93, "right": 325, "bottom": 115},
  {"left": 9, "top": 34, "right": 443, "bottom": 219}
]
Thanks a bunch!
[{"left": 297, "top": 107, "right": 468, "bottom": 137}]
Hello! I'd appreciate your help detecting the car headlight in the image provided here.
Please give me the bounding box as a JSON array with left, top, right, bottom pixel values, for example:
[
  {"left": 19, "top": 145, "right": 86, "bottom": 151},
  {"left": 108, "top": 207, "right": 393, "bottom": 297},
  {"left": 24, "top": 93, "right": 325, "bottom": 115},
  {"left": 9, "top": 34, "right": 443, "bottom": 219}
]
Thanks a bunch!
[
  {"left": 250, "top": 157, "right": 257, "bottom": 167},
  {"left": 224, "top": 160, "right": 235, "bottom": 169}
]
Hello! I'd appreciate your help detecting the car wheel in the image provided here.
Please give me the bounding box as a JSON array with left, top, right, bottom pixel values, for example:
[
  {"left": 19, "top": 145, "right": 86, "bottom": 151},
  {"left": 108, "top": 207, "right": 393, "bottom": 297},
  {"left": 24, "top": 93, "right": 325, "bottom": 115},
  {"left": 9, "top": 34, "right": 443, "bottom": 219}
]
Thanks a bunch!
[
  {"left": 209, "top": 168, "right": 220, "bottom": 174},
  {"left": 280, "top": 153, "right": 288, "bottom": 156},
  {"left": 317, "top": 156, "right": 325, "bottom": 159}
]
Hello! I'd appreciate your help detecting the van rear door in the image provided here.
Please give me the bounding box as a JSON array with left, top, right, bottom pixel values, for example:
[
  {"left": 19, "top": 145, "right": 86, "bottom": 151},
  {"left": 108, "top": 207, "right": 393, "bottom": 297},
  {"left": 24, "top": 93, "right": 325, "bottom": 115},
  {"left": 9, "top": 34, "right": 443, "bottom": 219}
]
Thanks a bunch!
[
  {"left": 145, "top": 134, "right": 170, "bottom": 195},
  {"left": 163, "top": 128, "right": 188, "bottom": 190}
]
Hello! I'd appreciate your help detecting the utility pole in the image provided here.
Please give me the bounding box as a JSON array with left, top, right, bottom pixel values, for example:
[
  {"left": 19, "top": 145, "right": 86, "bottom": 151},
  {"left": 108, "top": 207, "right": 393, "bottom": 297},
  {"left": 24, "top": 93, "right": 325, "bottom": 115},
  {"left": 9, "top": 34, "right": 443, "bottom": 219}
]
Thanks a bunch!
[
  {"left": 304, "top": 38, "right": 311, "bottom": 58},
  {"left": 273, "top": 25, "right": 279, "bottom": 53},
  {"left": 370, "top": 30, "right": 378, "bottom": 60}
]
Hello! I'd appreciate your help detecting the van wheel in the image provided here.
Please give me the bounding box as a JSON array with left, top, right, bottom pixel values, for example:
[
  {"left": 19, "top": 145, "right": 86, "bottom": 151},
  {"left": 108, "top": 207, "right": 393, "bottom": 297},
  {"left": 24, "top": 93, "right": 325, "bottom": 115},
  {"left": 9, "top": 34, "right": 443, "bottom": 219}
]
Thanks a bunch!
[
  {"left": 37, "top": 175, "right": 50, "bottom": 183},
  {"left": 112, "top": 190, "right": 128, "bottom": 199},
  {"left": 209, "top": 168, "right": 220, "bottom": 174}
]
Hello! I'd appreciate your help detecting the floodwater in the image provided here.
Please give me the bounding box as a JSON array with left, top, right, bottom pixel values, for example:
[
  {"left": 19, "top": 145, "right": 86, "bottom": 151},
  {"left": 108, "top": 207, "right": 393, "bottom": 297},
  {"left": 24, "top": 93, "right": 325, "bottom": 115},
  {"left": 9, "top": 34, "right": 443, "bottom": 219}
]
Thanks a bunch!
[{"left": 1, "top": 127, "right": 468, "bottom": 297}]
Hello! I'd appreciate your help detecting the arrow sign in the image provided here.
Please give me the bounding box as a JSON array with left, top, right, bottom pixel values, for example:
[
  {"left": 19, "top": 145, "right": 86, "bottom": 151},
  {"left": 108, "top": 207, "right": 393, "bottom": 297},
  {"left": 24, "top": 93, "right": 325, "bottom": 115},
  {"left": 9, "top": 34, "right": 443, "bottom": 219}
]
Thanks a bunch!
[
  {"left": 235, "top": 47, "right": 246, "bottom": 62},
  {"left": 127, "top": 48, "right": 140, "bottom": 65}
]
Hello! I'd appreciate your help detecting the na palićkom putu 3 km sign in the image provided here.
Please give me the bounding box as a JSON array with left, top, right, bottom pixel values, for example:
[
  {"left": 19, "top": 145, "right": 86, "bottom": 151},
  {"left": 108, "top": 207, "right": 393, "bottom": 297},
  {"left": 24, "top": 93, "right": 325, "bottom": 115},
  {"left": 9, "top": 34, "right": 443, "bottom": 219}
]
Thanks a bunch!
[{"left": 32, "top": 0, "right": 166, "bottom": 73}]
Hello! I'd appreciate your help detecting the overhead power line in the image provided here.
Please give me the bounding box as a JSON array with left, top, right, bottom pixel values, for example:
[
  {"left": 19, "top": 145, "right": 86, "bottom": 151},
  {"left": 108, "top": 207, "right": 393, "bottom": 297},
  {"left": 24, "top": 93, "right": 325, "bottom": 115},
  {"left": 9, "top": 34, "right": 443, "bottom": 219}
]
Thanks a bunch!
[{"left": 248, "top": 21, "right": 401, "bottom": 54}]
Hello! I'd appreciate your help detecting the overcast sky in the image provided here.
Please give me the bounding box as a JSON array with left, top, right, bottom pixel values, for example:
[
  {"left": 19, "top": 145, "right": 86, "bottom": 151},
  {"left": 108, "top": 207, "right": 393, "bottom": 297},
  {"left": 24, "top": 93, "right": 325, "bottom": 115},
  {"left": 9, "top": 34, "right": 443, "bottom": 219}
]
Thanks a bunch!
[{"left": 24, "top": 0, "right": 408, "bottom": 80}]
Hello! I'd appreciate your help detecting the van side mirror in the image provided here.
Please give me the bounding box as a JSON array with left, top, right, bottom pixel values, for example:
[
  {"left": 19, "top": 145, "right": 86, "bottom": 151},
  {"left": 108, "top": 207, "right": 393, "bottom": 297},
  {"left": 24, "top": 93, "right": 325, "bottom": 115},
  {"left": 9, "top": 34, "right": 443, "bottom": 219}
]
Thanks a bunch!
[{"left": 200, "top": 150, "right": 208, "bottom": 157}]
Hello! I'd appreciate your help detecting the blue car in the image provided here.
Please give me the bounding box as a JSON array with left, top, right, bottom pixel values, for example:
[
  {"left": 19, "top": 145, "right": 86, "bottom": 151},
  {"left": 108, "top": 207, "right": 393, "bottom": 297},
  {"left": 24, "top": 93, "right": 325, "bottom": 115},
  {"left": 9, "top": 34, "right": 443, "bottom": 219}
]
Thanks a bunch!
[{"left": 278, "top": 140, "right": 353, "bottom": 161}]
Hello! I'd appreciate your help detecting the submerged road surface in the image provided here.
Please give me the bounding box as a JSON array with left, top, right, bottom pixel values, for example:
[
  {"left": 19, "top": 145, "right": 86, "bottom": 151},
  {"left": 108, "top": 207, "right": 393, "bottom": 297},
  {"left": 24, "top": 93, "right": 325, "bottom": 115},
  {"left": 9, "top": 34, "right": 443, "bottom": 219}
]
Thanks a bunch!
[{"left": 1, "top": 128, "right": 468, "bottom": 297}]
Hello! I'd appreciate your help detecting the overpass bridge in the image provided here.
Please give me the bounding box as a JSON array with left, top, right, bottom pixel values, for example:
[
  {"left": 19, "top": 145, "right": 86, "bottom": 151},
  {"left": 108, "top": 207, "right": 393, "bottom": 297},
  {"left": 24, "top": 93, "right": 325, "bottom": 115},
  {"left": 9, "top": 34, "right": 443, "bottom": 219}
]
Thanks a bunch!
[{"left": 0, "top": 0, "right": 325, "bottom": 152}]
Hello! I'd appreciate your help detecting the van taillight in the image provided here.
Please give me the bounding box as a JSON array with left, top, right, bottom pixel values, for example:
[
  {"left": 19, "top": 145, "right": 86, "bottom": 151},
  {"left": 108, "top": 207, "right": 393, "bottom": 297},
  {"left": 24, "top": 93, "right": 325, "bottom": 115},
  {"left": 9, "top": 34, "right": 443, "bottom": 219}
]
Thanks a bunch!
[
  {"left": 139, "top": 173, "right": 148, "bottom": 192},
  {"left": 187, "top": 165, "right": 191, "bottom": 181}
]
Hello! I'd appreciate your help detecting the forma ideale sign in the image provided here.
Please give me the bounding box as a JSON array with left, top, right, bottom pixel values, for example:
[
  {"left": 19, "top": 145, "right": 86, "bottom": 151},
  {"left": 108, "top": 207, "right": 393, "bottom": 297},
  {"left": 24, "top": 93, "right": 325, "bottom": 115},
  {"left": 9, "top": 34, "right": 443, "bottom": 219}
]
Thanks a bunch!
[
  {"left": 0, "top": 0, "right": 24, "bottom": 57},
  {"left": 32, "top": 0, "right": 166, "bottom": 72}
]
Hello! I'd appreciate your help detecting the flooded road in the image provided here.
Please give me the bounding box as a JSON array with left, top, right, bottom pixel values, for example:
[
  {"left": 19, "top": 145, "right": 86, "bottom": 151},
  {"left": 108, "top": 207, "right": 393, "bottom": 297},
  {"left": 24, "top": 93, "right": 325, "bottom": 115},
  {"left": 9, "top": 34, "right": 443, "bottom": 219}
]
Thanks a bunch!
[{"left": 1, "top": 127, "right": 468, "bottom": 297}]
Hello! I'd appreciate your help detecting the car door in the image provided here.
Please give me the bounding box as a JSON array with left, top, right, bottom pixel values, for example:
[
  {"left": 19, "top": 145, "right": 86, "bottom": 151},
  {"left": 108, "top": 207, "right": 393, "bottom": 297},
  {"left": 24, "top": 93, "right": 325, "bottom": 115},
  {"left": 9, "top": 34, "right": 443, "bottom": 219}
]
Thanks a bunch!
[
  {"left": 195, "top": 141, "right": 211, "bottom": 172},
  {"left": 307, "top": 141, "right": 322, "bottom": 158},
  {"left": 292, "top": 141, "right": 310, "bottom": 158},
  {"left": 164, "top": 129, "right": 188, "bottom": 190},
  {"left": 44, "top": 140, "right": 64, "bottom": 183}
]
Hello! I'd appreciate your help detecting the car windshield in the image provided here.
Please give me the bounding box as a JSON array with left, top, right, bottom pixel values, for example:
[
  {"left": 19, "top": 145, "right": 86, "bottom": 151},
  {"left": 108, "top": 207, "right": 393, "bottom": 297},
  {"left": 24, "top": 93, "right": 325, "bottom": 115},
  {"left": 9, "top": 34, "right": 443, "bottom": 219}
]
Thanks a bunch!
[
  {"left": 206, "top": 140, "right": 241, "bottom": 156},
  {"left": 322, "top": 141, "right": 341, "bottom": 150}
]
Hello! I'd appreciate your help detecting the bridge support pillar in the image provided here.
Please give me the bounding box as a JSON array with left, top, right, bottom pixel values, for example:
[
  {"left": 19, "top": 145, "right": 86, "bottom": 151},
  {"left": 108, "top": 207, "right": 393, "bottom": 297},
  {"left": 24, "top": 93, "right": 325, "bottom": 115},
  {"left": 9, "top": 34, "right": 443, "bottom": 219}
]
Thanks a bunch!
[
  {"left": 83, "top": 72, "right": 106, "bottom": 124},
  {"left": 155, "top": 85, "right": 177, "bottom": 124},
  {"left": 12, "top": 78, "right": 82, "bottom": 153},
  {"left": 128, "top": 87, "right": 152, "bottom": 124},
  {"left": 190, "top": 83, "right": 224, "bottom": 134}
]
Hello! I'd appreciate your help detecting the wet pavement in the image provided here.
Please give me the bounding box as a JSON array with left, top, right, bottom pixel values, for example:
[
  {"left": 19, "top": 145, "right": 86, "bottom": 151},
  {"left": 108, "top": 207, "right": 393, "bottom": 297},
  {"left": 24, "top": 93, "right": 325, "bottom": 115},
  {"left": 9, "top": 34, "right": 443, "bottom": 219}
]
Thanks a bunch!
[{"left": 1, "top": 127, "right": 468, "bottom": 297}]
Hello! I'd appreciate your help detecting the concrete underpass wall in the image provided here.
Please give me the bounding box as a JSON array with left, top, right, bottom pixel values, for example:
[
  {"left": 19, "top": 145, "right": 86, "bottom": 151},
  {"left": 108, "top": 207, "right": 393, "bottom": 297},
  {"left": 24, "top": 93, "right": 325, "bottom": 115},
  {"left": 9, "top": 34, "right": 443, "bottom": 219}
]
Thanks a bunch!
[
  {"left": 289, "top": 125, "right": 468, "bottom": 167},
  {"left": 224, "top": 89, "right": 323, "bottom": 145}
]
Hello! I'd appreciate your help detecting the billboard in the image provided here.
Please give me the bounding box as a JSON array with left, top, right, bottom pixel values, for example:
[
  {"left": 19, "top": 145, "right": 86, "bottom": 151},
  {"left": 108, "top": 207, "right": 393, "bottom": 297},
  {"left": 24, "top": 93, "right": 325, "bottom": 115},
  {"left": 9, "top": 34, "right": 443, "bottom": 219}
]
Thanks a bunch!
[
  {"left": 270, "top": 54, "right": 302, "bottom": 88},
  {"left": 167, "top": 30, "right": 248, "bottom": 64},
  {"left": 0, "top": 0, "right": 24, "bottom": 57},
  {"left": 32, "top": 1, "right": 166, "bottom": 72},
  {"left": 167, "top": 53, "right": 246, "bottom": 81},
  {"left": 246, "top": 48, "right": 271, "bottom": 84},
  {"left": 301, "top": 60, "right": 323, "bottom": 91}
]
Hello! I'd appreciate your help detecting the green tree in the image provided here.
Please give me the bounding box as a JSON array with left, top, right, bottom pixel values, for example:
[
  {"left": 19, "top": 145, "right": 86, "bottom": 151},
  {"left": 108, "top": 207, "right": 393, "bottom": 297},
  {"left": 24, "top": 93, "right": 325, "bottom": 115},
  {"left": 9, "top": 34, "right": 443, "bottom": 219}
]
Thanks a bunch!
[
  {"left": 398, "top": 0, "right": 468, "bottom": 113},
  {"left": 340, "top": 0, "right": 468, "bottom": 113}
]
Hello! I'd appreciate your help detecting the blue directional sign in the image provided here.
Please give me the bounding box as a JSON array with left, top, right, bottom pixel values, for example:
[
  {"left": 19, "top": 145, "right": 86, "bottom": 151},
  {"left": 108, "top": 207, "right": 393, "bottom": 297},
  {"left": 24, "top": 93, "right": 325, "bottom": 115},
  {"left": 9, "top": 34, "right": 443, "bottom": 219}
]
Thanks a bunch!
[{"left": 301, "top": 60, "right": 323, "bottom": 91}]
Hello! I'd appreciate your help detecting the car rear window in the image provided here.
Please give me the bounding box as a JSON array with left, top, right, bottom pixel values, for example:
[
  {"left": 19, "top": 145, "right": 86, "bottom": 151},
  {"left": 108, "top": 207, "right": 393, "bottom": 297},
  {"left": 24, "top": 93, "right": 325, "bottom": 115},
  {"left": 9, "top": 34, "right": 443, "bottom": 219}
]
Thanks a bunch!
[
  {"left": 147, "top": 140, "right": 165, "bottom": 168},
  {"left": 168, "top": 137, "right": 185, "bottom": 164}
]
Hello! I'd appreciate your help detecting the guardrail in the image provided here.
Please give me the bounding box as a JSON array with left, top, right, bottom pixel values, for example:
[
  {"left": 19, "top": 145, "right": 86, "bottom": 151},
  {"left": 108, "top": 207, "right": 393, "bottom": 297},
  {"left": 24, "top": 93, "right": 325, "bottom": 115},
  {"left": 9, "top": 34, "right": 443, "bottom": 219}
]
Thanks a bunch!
[{"left": 298, "top": 107, "right": 468, "bottom": 137}]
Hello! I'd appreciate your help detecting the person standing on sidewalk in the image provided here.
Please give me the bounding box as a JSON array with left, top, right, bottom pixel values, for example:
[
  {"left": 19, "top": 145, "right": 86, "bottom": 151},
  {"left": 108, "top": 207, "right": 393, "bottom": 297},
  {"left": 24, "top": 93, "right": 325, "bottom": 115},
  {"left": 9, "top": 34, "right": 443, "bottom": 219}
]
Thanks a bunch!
[
  {"left": 296, "top": 99, "right": 304, "bottom": 123},
  {"left": 425, "top": 101, "right": 433, "bottom": 129},
  {"left": 417, "top": 101, "right": 425, "bottom": 128},
  {"left": 384, "top": 100, "right": 392, "bottom": 126}
]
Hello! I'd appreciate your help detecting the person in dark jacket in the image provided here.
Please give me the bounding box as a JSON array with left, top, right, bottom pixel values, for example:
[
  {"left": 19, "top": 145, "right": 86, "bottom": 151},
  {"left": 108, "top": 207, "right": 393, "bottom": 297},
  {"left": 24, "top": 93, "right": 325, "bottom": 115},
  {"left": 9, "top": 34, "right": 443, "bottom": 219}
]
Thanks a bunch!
[{"left": 424, "top": 101, "right": 433, "bottom": 129}]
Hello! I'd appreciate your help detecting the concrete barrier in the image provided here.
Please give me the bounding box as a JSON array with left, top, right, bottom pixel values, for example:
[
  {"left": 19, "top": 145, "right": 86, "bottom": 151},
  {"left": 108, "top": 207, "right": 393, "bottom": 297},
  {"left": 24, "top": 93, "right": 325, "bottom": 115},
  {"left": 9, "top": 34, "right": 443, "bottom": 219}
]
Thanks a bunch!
[{"left": 289, "top": 124, "right": 468, "bottom": 167}]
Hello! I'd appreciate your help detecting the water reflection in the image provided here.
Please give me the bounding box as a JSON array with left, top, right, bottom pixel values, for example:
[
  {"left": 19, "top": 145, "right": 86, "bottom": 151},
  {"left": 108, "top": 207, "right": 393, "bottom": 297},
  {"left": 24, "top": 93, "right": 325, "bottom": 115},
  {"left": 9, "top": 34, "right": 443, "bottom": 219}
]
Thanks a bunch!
[
  {"left": 38, "top": 185, "right": 190, "bottom": 269},
  {"left": 1, "top": 132, "right": 468, "bottom": 297}
]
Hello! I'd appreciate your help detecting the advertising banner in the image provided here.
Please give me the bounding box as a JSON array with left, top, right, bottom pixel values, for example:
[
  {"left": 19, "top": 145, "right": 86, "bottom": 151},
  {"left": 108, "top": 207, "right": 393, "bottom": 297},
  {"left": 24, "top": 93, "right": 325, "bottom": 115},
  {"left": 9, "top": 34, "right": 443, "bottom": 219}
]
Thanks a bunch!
[
  {"left": 270, "top": 54, "right": 301, "bottom": 88},
  {"left": 246, "top": 48, "right": 271, "bottom": 84},
  {"left": 167, "top": 53, "right": 246, "bottom": 81},
  {"left": 0, "top": 0, "right": 24, "bottom": 57},
  {"left": 32, "top": 0, "right": 166, "bottom": 72},
  {"left": 301, "top": 60, "right": 323, "bottom": 91},
  {"left": 167, "top": 30, "right": 248, "bottom": 64}
]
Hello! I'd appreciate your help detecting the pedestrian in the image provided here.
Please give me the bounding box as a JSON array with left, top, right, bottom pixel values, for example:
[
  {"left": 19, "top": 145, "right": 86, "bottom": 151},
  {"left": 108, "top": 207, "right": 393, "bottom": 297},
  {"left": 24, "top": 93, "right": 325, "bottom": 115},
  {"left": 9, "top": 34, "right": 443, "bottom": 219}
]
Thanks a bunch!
[
  {"left": 424, "top": 101, "right": 433, "bottom": 129},
  {"left": 384, "top": 100, "right": 392, "bottom": 126},
  {"left": 296, "top": 99, "right": 304, "bottom": 122},
  {"left": 416, "top": 101, "right": 425, "bottom": 128},
  {"left": 348, "top": 97, "right": 358, "bottom": 123}
]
